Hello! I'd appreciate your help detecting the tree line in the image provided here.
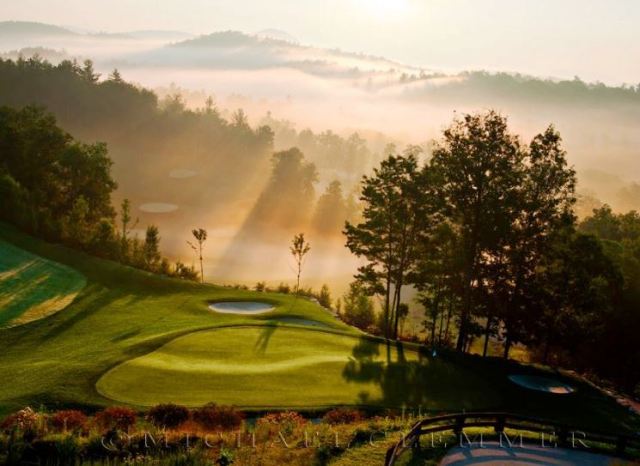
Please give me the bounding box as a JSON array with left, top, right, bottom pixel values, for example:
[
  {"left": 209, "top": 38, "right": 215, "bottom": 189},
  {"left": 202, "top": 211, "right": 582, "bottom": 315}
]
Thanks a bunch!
[
  {"left": 344, "top": 110, "right": 640, "bottom": 393},
  {"left": 0, "top": 105, "right": 198, "bottom": 280}
]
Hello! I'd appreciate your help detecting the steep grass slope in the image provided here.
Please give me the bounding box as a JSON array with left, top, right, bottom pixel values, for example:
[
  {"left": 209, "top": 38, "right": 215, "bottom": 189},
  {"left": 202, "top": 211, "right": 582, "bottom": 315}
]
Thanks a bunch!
[{"left": 0, "top": 238, "right": 86, "bottom": 328}]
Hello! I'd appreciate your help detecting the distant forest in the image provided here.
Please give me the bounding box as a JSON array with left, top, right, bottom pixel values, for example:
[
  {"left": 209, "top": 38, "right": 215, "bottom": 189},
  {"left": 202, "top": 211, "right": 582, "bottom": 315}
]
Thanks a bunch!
[
  {"left": 0, "top": 56, "right": 274, "bottom": 215},
  {"left": 0, "top": 57, "right": 378, "bottom": 242}
]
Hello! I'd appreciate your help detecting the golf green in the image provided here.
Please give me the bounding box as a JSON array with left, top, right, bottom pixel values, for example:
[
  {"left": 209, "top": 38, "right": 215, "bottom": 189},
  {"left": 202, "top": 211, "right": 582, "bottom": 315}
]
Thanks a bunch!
[{"left": 97, "top": 326, "right": 427, "bottom": 407}]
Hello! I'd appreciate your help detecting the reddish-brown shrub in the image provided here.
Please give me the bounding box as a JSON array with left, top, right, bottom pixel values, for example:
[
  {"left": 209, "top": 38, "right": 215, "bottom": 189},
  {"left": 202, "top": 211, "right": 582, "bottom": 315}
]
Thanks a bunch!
[
  {"left": 51, "top": 410, "right": 88, "bottom": 432},
  {"left": 147, "top": 403, "right": 190, "bottom": 429},
  {"left": 322, "top": 408, "right": 363, "bottom": 425},
  {"left": 0, "top": 407, "right": 41, "bottom": 432},
  {"left": 192, "top": 404, "right": 243, "bottom": 431},
  {"left": 95, "top": 406, "right": 137, "bottom": 431},
  {"left": 256, "top": 411, "right": 306, "bottom": 435}
]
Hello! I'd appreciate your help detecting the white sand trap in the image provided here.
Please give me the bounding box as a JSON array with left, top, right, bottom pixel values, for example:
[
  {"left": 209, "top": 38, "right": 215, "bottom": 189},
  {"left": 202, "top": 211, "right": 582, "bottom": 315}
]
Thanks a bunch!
[
  {"left": 509, "top": 375, "right": 575, "bottom": 394},
  {"left": 139, "top": 203, "right": 179, "bottom": 213},
  {"left": 209, "top": 301, "right": 275, "bottom": 314},
  {"left": 169, "top": 169, "right": 198, "bottom": 179}
]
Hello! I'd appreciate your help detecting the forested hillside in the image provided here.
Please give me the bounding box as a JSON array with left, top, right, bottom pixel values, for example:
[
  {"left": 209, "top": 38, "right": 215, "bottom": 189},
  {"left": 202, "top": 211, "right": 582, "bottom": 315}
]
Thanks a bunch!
[{"left": 0, "top": 57, "right": 275, "bottom": 221}]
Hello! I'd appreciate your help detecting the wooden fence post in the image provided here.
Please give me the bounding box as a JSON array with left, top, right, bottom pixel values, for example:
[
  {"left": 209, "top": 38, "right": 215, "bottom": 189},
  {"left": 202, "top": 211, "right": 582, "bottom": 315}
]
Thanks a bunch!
[{"left": 494, "top": 415, "right": 505, "bottom": 434}]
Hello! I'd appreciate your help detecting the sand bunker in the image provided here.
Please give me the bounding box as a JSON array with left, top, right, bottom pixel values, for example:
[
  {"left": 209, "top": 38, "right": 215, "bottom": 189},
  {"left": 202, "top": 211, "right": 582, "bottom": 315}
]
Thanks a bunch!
[
  {"left": 139, "top": 203, "right": 179, "bottom": 213},
  {"left": 509, "top": 374, "right": 575, "bottom": 394},
  {"left": 169, "top": 169, "right": 198, "bottom": 179},
  {"left": 209, "top": 301, "right": 275, "bottom": 314}
]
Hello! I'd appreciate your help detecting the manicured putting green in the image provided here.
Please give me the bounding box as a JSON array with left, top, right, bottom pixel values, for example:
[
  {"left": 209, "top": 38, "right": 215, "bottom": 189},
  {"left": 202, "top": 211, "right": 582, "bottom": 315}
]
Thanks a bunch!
[
  {"left": 209, "top": 301, "right": 274, "bottom": 314},
  {"left": 0, "top": 238, "right": 86, "bottom": 328},
  {"left": 97, "top": 326, "right": 430, "bottom": 407}
]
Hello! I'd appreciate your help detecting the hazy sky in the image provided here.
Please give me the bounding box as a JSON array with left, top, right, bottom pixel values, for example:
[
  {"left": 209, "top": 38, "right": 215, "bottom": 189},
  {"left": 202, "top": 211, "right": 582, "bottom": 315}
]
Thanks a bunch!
[{"left": 1, "top": 0, "right": 639, "bottom": 84}]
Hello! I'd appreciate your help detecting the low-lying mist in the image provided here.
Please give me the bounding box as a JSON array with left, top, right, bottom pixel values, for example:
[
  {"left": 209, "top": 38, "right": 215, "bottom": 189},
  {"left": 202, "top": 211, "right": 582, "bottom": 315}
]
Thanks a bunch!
[{"left": 1, "top": 22, "right": 639, "bottom": 296}]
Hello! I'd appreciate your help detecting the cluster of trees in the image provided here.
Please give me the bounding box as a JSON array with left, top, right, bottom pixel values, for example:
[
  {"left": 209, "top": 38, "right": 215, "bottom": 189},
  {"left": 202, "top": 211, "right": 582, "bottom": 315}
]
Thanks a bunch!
[
  {"left": 261, "top": 112, "right": 382, "bottom": 185},
  {"left": 409, "top": 71, "right": 640, "bottom": 107},
  {"left": 224, "top": 148, "right": 360, "bottom": 247},
  {"left": 345, "top": 110, "right": 640, "bottom": 392},
  {"left": 0, "top": 105, "right": 198, "bottom": 280},
  {"left": 575, "top": 206, "right": 640, "bottom": 390},
  {"left": 0, "top": 56, "right": 275, "bottom": 218}
]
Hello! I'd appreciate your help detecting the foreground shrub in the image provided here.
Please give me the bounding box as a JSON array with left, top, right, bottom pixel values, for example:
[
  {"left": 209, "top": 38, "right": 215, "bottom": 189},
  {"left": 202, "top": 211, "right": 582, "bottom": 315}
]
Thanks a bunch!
[
  {"left": 95, "top": 406, "right": 137, "bottom": 431},
  {"left": 192, "top": 404, "right": 243, "bottom": 431},
  {"left": 1, "top": 407, "right": 41, "bottom": 434},
  {"left": 277, "top": 283, "right": 291, "bottom": 294},
  {"left": 50, "top": 410, "right": 88, "bottom": 433},
  {"left": 322, "top": 408, "right": 363, "bottom": 425},
  {"left": 256, "top": 411, "right": 306, "bottom": 436},
  {"left": 147, "top": 403, "right": 190, "bottom": 429}
]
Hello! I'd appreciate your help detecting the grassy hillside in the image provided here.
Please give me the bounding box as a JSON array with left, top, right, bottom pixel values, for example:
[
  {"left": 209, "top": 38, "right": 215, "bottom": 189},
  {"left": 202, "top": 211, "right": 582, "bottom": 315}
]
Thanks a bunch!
[
  {"left": 0, "top": 238, "right": 86, "bottom": 328},
  {"left": 0, "top": 222, "right": 638, "bottom": 435}
]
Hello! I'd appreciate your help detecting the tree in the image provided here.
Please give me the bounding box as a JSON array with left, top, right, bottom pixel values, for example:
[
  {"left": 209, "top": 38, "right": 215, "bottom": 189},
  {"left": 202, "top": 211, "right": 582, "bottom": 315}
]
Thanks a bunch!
[
  {"left": 429, "top": 111, "right": 525, "bottom": 351},
  {"left": 91, "top": 218, "right": 118, "bottom": 257},
  {"left": 119, "top": 199, "right": 137, "bottom": 260},
  {"left": 188, "top": 228, "right": 208, "bottom": 283},
  {"left": 81, "top": 59, "right": 100, "bottom": 83},
  {"left": 67, "top": 196, "right": 90, "bottom": 247},
  {"left": 242, "top": 148, "right": 318, "bottom": 233},
  {"left": 497, "top": 125, "right": 576, "bottom": 358},
  {"left": 311, "top": 180, "right": 347, "bottom": 236},
  {"left": 415, "top": 223, "right": 461, "bottom": 348},
  {"left": 143, "top": 225, "right": 161, "bottom": 271},
  {"left": 532, "top": 230, "right": 620, "bottom": 363},
  {"left": 290, "top": 233, "right": 311, "bottom": 295},
  {"left": 109, "top": 69, "right": 123, "bottom": 83},
  {"left": 342, "top": 282, "right": 375, "bottom": 330},
  {"left": 579, "top": 205, "right": 622, "bottom": 241},
  {"left": 318, "top": 284, "right": 331, "bottom": 308},
  {"left": 345, "top": 150, "right": 428, "bottom": 339}
]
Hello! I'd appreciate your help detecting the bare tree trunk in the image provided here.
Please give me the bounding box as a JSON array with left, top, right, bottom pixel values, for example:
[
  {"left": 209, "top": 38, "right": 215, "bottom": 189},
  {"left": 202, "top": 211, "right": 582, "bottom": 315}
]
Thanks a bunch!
[
  {"left": 431, "top": 312, "right": 437, "bottom": 348},
  {"left": 393, "top": 281, "right": 403, "bottom": 339},
  {"left": 438, "top": 303, "right": 446, "bottom": 345},
  {"left": 457, "top": 267, "right": 473, "bottom": 351},
  {"left": 384, "top": 271, "right": 392, "bottom": 338},
  {"left": 503, "top": 334, "right": 512, "bottom": 359},
  {"left": 444, "top": 298, "right": 453, "bottom": 345},
  {"left": 199, "top": 246, "right": 204, "bottom": 283},
  {"left": 482, "top": 315, "right": 492, "bottom": 357}
]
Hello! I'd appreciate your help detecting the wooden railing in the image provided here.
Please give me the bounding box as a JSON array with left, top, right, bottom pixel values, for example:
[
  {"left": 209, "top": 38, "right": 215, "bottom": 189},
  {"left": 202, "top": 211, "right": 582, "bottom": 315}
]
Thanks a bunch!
[{"left": 383, "top": 412, "right": 640, "bottom": 466}]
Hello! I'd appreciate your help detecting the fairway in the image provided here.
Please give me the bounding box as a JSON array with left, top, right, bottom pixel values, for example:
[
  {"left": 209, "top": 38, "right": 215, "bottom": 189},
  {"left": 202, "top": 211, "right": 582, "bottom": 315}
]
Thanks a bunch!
[{"left": 0, "top": 238, "right": 86, "bottom": 328}]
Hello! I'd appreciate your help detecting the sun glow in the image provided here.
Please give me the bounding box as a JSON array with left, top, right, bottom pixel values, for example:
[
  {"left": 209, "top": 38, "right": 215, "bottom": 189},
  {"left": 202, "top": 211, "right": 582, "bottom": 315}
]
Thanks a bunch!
[{"left": 357, "top": 0, "right": 410, "bottom": 20}]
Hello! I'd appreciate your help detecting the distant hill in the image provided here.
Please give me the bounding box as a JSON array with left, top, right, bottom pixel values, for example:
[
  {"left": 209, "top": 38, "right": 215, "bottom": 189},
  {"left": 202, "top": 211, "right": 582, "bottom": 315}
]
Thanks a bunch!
[
  {"left": 137, "top": 30, "right": 421, "bottom": 77},
  {"left": 0, "top": 21, "right": 77, "bottom": 38},
  {"left": 125, "top": 30, "right": 193, "bottom": 41},
  {"left": 256, "top": 28, "right": 299, "bottom": 44}
]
